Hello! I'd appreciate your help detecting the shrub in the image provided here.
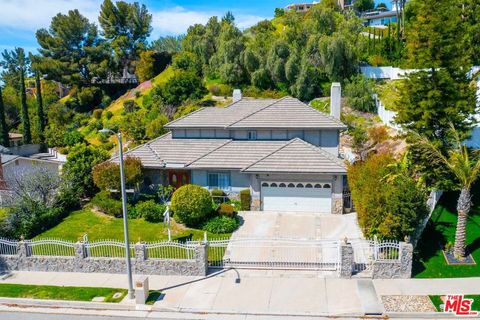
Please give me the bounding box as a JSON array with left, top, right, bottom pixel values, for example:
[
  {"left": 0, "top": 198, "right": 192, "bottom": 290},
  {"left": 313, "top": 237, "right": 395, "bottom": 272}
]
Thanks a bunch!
[
  {"left": 347, "top": 152, "right": 428, "bottom": 240},
  {"left": 63, "top": 130, "right": 85, "bottom": 146},
  {"left": 92, "top": 109, "right": 103, "bottom": 119},
  {"left": 211, "top": 189, "right": 226, "bottom": 204},
  {"left": 239, "top": 189, "right": 251, "bottom": 211},
  {"left": 105, "top": 111, "right": 113, "bottom": 120},
  {"left": 161, "top": 70, "right": 207, "bottom": 106},
  {"left": 123, "top": 100, "right": 138, "bottom": 113},
  {"left": 202, "top": 216, "right": 239, "bottom": 234},
  {"left": 218, "top": 203, "right": 235, "bottom": 217},
  {"left": 207, "top": 84, "right": 232, "bottom": 97},
  {"left": 91, "top": 191, "right": 123, "bottom": 218},
  {"left": 93, "top": 156, "right": 144, "bottom": 191},
  {"left": 76, "top": 87, "right": 103, "bottom": 112},
  {"left": 170, "top": 184, "right": 213, "bottom": 227},
  {"left": 135, "top": 200, "right": 165, "bottom": 222},
  {"left": 344, "top": 74, "right": 376, "bottom": 113}
]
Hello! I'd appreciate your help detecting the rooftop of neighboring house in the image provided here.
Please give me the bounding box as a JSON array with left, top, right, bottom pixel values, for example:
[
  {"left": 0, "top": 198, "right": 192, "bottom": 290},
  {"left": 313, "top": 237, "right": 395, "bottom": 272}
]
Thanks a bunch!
[{"left": 165, "top": 96, "right": 346, "bottom": 130}]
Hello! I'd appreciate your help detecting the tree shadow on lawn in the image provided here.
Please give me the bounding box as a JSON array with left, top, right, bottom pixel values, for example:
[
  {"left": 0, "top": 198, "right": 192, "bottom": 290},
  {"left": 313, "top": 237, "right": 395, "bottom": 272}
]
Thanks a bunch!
[{"left": 412, "top": 221, "right": 448, "bottom": 276}]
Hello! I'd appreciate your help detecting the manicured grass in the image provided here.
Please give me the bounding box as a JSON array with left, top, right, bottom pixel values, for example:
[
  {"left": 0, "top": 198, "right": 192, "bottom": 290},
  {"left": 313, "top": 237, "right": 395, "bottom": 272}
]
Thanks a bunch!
[
  {"left": 430, "top": 295, "right": 480, "bottom": 312},
  {"left": 0, "top": 284, "right": 126, "bottom": 302},
  {"left": 413, "top": 191, "right": 480, "bottom": 278},
  {"left": 35, "top": 208, "right": 230, "bottom": 242}
]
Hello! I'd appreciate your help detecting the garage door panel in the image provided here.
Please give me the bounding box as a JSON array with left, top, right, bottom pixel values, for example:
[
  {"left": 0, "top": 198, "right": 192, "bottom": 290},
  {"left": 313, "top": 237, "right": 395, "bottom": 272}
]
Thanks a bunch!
[{"left": 261, "top": 182, "right": 332, "bottom": 213}]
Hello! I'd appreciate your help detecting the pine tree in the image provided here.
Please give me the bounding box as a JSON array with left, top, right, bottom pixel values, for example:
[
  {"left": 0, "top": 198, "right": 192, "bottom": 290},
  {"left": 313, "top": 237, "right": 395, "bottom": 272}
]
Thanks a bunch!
[{"left": 19, "top": 61, "right": 31, "bottom": 144}]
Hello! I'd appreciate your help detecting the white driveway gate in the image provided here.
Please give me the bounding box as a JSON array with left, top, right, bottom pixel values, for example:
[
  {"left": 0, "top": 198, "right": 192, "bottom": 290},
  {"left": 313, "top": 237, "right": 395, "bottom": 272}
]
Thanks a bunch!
[{"left": 208, "top": 238, "right": 341, "bottom": 271}]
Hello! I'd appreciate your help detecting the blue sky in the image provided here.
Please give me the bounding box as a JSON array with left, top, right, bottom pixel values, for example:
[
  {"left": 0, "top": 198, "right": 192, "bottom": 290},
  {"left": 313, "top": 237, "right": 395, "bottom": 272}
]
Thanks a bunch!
[{"left": 0, "top": 0, "right": 387, "bottom": 54}]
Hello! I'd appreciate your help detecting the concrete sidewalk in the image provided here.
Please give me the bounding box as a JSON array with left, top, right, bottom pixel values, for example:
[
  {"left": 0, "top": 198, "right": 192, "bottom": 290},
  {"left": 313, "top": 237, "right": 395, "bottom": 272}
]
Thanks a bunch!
[{"left": 2, "top": 271, "right": 480, "bottom": 317}]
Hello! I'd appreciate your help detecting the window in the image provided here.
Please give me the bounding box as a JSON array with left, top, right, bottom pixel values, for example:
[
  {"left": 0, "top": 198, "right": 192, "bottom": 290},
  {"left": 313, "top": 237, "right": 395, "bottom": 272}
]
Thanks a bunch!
[
  {"left": 208, "top": 172, "right": 230, "bottom": 191},
  {"left": 247, "top": 131, "right": 257, "bottom": 140}
]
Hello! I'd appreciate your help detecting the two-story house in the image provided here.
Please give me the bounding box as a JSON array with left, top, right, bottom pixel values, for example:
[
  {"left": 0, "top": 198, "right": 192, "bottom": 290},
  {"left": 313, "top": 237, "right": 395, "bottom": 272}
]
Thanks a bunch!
[{"left": 119, "top": 83, "right": 347, "bottom": 214}]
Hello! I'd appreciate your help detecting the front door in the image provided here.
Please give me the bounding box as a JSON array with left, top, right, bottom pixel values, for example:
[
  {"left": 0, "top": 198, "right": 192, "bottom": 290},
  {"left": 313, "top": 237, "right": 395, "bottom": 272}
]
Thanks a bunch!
[{"left": 168, "top": 171, "right": 190, "bottom": 189}]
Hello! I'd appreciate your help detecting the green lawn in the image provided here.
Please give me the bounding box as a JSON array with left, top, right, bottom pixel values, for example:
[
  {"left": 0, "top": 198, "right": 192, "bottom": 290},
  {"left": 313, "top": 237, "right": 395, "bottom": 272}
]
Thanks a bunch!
[
  {"left": 0, "top": 284, "right": 126, "bottom": 302},
  {"left": 430, "top": 295, "right": 480, "bottom": 312},
  {"left": 413, "top": 191, "right": 480, "bottom": 278},
  {"left": 35, "top": 208, "right": 230, "bottom": 242}
]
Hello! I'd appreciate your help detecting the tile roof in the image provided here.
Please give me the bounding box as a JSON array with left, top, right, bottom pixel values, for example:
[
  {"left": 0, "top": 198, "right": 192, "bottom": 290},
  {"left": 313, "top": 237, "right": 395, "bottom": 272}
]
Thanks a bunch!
[
  {"left": 113, "top": 133, "right": 231, "bottom": 168},
  {"left": 165, "top": 97, "right": 346, "bottom": 130},
  {"left": 241, "top": 138, "right": 346, "bottom": 174},
  {"left": 187, "top": 140, "right": 287, "bottom": 169}
]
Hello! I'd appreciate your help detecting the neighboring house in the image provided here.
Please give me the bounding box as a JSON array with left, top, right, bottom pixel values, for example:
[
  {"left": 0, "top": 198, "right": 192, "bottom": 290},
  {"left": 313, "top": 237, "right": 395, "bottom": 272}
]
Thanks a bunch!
[
  {"left": 8, "top": 133, "right": 23, "bottom": 147},
  {"left": 117, "top": 84, "right": 348, "bottom": 214},
  {"left": 0, "top": 148, "right": 65, "bottom": 194},
  {"left": 362, "top": 9, "right": 398, "bottom": 26},
  {"left": 285, "top": 2, "right": 318, "bottom": 12}
]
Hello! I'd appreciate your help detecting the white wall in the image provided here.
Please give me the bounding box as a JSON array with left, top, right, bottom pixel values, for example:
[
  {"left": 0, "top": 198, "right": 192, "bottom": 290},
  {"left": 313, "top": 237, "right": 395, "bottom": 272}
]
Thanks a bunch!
[{"left": 3, "top": 158, "right": 61, "bottom": 184}]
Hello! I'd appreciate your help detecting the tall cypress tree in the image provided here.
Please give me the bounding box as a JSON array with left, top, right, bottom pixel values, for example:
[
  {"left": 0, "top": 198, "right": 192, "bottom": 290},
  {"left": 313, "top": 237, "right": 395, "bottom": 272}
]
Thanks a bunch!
[
  {"left": 0, "top": 86, "right": 9, "bottom": 147},
  {"left": 35, "top": 72, "right": 45, "bottom": 148},
  {"left": 19, "top": 63, "right": 31, "bottom": 144}
]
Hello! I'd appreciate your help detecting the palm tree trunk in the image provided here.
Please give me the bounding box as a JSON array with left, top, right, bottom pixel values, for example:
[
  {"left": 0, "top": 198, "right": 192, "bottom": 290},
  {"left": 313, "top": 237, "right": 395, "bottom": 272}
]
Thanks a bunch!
[{"left": 454, "top": 187, "right": 471, "bottom": 259}]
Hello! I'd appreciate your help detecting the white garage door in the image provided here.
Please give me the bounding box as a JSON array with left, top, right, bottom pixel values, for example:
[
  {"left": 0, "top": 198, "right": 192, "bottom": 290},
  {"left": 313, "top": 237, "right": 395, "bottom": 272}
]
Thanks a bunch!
[{"left": 261, "top": 182, "right": 332, "bottom": 213}]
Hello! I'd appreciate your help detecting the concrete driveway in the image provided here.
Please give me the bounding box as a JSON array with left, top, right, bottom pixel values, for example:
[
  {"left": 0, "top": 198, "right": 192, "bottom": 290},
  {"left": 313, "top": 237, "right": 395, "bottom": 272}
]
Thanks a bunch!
[{"left": 233, "top": 211, "right": 364, "bottom": 240}]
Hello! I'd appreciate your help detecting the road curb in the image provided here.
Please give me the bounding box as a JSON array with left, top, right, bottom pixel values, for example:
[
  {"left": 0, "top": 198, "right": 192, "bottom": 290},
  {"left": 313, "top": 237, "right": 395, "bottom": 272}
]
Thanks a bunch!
[{"left": 0, "top": 297, "right": 135, "bottom": 311}]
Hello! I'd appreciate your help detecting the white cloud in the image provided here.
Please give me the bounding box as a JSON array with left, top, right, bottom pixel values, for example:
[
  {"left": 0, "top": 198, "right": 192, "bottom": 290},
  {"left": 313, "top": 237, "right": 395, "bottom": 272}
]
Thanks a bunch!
[
  {"left": 0, "top": 0, "right": 101, "bottom": 31},
  {"left": 0, "top": 1, "right": 268, "bottom": 38},
  {"left": 150, "top": 6, "right": 268, "bottom": 37}
]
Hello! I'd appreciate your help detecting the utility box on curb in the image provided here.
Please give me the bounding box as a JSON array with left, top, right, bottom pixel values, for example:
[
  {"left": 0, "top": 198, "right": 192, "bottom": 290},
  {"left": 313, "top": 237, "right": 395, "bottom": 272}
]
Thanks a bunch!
[{"left": 135, "top": 276, "right": 149, "bottom": 305}]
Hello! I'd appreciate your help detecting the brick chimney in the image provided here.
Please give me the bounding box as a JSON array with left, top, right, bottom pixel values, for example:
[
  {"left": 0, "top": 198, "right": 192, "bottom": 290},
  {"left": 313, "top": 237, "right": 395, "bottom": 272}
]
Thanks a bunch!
[{"left": 330, "top": 82, "right": 341, "bottom": 119}]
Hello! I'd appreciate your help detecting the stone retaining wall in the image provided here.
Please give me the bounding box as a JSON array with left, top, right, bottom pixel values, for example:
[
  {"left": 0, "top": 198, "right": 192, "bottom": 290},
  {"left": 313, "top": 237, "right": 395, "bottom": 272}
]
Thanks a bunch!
[{"left": 0, "top": 241, "right": 207, "bottom": 276}]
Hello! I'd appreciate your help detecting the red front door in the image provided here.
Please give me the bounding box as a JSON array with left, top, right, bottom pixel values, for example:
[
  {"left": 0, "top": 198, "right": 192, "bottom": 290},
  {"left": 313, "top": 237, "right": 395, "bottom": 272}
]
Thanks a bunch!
[{"left": 168, "top": 171, "right": 190, "bottom": 189}]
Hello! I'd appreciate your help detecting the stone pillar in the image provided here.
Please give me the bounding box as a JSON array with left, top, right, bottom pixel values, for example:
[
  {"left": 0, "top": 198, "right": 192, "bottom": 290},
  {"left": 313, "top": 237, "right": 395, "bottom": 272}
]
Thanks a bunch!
[
  {"left": 332, "top": 175, "right": 344, "bottom": 214},
  {"left": 135, "top": 242, "right": 147, "bottom": 261},
  {"left": 399, "top": 241, "right": 413, "bottom": 278},
  {"left": 339, "top": 239, "right": 354, "bottom": 278},
  {"left": 194, "top": 243, "right": 208, "bottom": 276},
  {"left": 75, "top": 242, "right": 87, "bottom": 260}
]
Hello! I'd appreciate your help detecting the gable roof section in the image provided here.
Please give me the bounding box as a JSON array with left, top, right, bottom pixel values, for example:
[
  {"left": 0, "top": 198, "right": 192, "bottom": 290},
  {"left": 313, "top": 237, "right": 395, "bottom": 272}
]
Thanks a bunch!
[
  {"left": 164, "top": 99, "right": 277, "bottom": 129},
  {"left": 229, "top": 97, "right": 345, "bottom": 129},
  {"left": 165, "top": 97, "right": 346, "bottom": 130},
  {"left": 241, "top": 138, "right": 346, "bottom": 174},
  {"left": 187, "top": 140, "right": 287, "bottom": 169},
  {"left": 114, "top": 133, "right": 231, "bottom": 168}
]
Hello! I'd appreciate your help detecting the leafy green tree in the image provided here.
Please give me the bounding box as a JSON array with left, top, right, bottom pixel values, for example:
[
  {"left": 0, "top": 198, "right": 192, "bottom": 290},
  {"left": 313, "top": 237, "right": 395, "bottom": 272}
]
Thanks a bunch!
[
  {"left": 63, "top": 143, "right": 110, "bottom": 196},
  {"left": 99, "top": 0, "right": 152, "bottom": 75},
  {"left": 344, "top": 74, "right": 376, "bottom": 112},
  {"left": 266, "top": 40, "right": 290, "bottom": 83},
  {"left": 36, "top": 10, "right": 109, "bottom": 87},
  {"left": 251, "top": 68, "right": 273, "bottom": 89},
  {"left": 171, "top": 51, "right": 202, "bottom": 75},
  {"left": 222, "top": 11, "right": 235, "bottom": 24},
  {"left": 347, "top": 152, "right": 428, "bottom": 240},
  {"left": 354, "top": 0, "right": 375, "bottom": 12},
  {"left": 93, "top": 156, "right": 143, "bottom": 191},
  {"left": 1, "top": 48, "right": 31, "bottom": 144},
  {"left": 0, "top": 86, "right": 9, "bottom": 147},
  {"left": 161, "top": 71, "right": 207, "bottom": 106},
  {"left": 150, "top": 35, "right": 184, "bottom": 54},
  {"left": 135, "top": 50, "right": 171, "bottom": 82}
]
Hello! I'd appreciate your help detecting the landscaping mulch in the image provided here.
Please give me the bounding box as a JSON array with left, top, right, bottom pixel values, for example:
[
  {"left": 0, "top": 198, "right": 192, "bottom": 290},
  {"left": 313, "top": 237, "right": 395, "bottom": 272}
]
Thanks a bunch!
[
  {"left": 381, "top": 295, "right": 436, "bottom": 312},
  {"left": 443, "top": 251, "right": 476, "bottom": 265}
]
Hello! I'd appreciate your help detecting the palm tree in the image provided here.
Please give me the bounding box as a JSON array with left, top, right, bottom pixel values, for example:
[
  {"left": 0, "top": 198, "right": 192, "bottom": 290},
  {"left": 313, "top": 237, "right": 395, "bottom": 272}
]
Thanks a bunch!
[{"left": 418, "top": 127, "right": 480, "bottom": 259}]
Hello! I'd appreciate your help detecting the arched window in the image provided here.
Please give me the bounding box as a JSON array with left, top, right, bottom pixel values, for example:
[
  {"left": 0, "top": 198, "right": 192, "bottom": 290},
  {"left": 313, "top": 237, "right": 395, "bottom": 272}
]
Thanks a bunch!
[
  {"left": 323, "top": 184, "right": 331, "bottom": 189},
  {"left": 305, "top": 183, "right": 313, "bottom": 188},
  {"left": 270, "top": 183, "right": 278, "bottom": 187},
  {"left": 296, "top": 183, "right": 304, "bottom": 188},
  {"left": 262, "top": 182, "right": 269, "bottom": 187},
  {"left": 314, "top": 184, "right": 322, "bottom": 188},
  {"left": 279, "top": 183, "right": 286, "bottom": 187},
  {"left": 288, "top": 183, "right": 295, "bottom": 188}
]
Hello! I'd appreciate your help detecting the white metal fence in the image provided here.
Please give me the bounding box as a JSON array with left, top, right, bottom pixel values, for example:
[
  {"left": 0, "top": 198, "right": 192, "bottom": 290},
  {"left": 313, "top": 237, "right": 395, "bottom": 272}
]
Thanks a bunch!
[
  {"left": 146, "top": 241, "right": 196, "bottom": 260},
  {"left": 0, "top": 237, "right": 18, "bottom": 255},
  {"left": 26, "top": 238, "right": 76, "bottom": 256},
  {"left": 351, "top": 237, "right": 401, "bottom": 273},
  {"left": 85, "top": 239, "right": 134, "bottom": 258}
]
